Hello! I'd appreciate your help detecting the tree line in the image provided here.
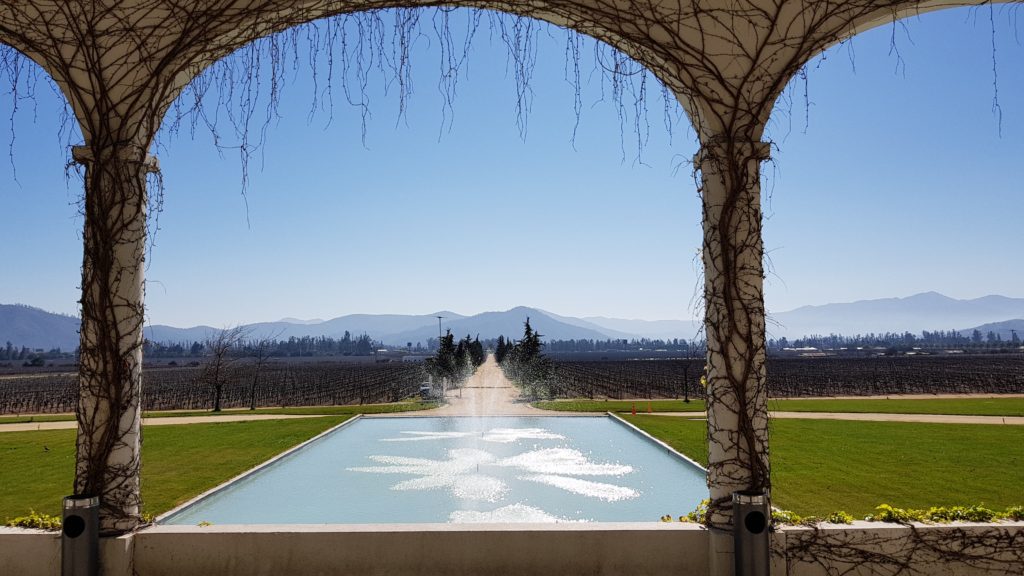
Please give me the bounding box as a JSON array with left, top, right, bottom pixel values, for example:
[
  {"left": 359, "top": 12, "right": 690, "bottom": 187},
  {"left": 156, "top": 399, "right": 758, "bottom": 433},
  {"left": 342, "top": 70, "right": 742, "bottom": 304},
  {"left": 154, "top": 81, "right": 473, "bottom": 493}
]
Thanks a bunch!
[
  {"left": 423, "top": 331, "right": 485, "bottom": 392},
  {"left": 143, "top": 331, "right": 378, "bottom": 359},
  {"left": 543, "top": 337, "right": 704, "bottom": 353},
  {"left": 496, "top": 318, "right": 556, "bottom": 399},
  {"left": 774, "top": 329, "right": 1023, "bottom": 353},
  {"left": 0, "top": 342, "right": 73, "bottom": 365}
]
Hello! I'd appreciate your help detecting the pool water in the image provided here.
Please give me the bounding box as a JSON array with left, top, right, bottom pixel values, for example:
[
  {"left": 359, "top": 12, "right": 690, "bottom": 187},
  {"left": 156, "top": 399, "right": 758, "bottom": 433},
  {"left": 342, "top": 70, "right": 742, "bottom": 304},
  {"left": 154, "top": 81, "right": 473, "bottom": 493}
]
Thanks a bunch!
[{"left": 160, "top": 416, "right": 707, "bottom": 524}]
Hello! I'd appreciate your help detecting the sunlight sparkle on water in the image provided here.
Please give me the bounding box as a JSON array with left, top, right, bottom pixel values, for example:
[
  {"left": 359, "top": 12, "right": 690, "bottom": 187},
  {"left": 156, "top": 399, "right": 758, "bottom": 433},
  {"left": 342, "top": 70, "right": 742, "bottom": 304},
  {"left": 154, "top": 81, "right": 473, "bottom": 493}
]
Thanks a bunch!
[
  {"left": 380, "top": 428, "right": 565, "bottom": 443},
  {"left": 449, "top": 503, "right": 579, "bottom": 523},
  {"left": 518, "top": 474, "right": 639, "bottom": 502},
  {"left": 497, "top": 447, "right": 633, "bottom": 476},
  {"left": 350, "top": 428, "right": 637, "bottom": 504}
]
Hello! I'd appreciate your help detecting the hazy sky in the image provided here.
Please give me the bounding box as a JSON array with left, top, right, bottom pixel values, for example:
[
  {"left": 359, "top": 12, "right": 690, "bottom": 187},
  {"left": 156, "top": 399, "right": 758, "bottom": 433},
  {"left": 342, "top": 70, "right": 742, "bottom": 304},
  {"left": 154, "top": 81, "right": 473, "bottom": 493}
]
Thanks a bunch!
[{"left": 1, "top": 7, "right": 1023, "bottom": 327}]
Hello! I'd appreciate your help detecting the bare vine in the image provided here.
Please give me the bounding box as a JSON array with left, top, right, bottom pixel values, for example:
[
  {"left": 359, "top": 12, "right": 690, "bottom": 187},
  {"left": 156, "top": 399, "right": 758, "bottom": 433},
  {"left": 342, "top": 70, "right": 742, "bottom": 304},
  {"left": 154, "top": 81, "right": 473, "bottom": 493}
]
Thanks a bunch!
[{"left": 779, "top": 523, "right": 1024, "bottom": 576}]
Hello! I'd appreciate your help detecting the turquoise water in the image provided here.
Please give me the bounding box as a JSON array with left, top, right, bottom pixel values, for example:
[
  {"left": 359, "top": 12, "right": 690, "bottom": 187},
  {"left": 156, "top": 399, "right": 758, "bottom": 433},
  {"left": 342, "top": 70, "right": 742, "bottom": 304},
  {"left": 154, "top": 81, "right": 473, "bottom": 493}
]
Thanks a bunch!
[{"left": 160, "top": 416, "right": 707, "bottom": 524}]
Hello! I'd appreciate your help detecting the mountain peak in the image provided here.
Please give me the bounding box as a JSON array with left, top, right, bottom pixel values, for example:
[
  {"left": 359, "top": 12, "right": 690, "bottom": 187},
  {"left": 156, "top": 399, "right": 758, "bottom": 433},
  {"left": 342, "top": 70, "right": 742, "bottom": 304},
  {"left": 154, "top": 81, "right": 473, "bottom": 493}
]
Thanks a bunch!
[
  {"left": 773, "top": 292, "right": 1024, "bottom": 338},
  {"left": 277, "top": 317, "right": 324, "bottom": 325},
  {"left": 905, "top": 291, "right": 953, "bottom": 301}
]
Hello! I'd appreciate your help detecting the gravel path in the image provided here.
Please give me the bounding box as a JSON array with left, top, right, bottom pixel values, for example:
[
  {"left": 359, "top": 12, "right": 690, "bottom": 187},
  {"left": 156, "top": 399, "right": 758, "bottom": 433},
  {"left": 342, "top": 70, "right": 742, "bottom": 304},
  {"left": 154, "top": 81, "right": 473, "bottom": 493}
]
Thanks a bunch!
[
  {"left": 649, "top": 411, "right": 1024, "bottom": 425},
  {"left": 405, "top": 356, "right": 546, "bottom": 417},
  {"left": 769, "top": 411, "right": 1024, "bottom": 425}
]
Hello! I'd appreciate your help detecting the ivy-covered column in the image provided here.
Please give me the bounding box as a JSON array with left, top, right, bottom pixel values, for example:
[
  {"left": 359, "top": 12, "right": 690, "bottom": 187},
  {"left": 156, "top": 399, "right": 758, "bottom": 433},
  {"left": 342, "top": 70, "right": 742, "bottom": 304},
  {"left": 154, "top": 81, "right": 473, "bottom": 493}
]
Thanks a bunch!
[
  {"left": 697, "top": 137, "right": 771, "bottom": 574},
  {"left": 73, "top": 143, "right": 157, "bottom": 535}
]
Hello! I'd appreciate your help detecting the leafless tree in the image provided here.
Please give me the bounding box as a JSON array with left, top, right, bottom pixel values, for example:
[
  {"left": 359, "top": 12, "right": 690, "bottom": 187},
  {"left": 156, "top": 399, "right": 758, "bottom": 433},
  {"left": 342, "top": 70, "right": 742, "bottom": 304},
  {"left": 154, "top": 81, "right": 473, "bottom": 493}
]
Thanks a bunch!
[
  {"left": 201, "top": 326, "right": 248, "bottom": 412},
  {"left": 248, "top": 333, "right": 279, "bottom": 410}
]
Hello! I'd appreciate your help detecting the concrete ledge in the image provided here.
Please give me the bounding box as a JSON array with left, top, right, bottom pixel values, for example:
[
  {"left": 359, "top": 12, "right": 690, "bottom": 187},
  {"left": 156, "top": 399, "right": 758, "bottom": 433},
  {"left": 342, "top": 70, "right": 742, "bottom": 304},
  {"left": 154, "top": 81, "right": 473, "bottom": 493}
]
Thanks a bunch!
[
  {"left": 0, "top": 528, "right": 132, "bottom": 576},
  {"left": 135, "top": 522, "right": 706, "bottom": 576},
  {"left": 777, "top": 521, "right": 1024, "bottom": 576},
  {"left": 0, "top": 527, "right": 58, "bottom": 576},
  {"left": 5, "top": 521, "right": 1023, "bottom": 576}
]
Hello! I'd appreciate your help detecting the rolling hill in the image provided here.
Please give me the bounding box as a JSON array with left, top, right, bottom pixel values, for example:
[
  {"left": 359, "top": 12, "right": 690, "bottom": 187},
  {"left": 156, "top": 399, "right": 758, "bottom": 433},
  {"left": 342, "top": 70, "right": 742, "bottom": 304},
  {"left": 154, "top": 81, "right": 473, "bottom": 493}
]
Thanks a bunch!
[{"left": 5, "top": 292, "right": 1024, "bottom": 349}]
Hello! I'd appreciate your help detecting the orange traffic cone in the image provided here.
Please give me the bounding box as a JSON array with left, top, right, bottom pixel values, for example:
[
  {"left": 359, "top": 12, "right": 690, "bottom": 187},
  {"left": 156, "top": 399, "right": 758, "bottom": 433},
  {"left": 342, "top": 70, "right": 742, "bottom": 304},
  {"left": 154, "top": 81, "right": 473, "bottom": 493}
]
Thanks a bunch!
[{"left": 631, "top": 402, "right": 636, "bottom": 415}]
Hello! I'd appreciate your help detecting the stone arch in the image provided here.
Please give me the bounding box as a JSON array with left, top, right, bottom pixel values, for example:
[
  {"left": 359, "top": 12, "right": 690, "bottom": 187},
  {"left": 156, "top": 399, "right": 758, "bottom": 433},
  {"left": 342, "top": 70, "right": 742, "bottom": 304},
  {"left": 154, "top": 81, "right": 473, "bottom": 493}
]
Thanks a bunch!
[
  {"left": 7, "top": 3, "right": 1015, "bottom": 562},
  {"left": 829, "top": 0, "right": 1020, "bottom": 56},
  {"left": 746, "top": 0, "right": 1021, "bottom": 130},
  {"left": 156, "top": 1, "right": 704, "bottom": 137},
  {"left": 0, "top": 44, "right": 81, "bottom": 141}
]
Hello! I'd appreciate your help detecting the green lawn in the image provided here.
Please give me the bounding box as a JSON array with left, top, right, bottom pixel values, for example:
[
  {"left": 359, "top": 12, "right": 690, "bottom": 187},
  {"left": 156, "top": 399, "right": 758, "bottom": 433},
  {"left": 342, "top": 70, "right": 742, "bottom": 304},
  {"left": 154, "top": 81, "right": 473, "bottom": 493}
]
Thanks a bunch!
[
  {"left": 623, "top": 415, "right": 1024, "bottom": 517},
  {"left": 766, "top": 397, "right": 1024, "bottom": 417},
  {"left": 0, "top": 416, "right": 349, "bottom": 522},
  {"left": 534, "top": 397, "right": 1024, "bottom": 417},
  {"left": 0, "top": 400, "right": 438, "bottom": 425},
  {"left": 5, "top": 408, "right": 1021, "bottom": 524}
]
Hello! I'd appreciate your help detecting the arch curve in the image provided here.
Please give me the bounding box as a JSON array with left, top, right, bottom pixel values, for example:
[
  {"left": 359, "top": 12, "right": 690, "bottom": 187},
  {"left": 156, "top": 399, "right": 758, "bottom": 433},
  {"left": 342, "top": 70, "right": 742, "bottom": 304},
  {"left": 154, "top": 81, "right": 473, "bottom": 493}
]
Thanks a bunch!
[
  {"left": 751, "top": 0, "right": 1021, "bottom": 135},
  {"left": 158, "top": 1, "right": 702, "bottom": 132}
]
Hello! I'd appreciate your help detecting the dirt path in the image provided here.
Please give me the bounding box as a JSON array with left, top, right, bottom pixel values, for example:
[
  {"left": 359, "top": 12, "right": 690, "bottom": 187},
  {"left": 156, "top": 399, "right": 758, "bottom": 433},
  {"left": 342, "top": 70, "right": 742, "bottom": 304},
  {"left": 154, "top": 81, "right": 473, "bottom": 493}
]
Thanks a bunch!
[
  {"left": 650, "top": 411, "right": 1024, "bottom": 425},
  {"left": 771, "top": 393, "right": 1024, "bottom": 400},
  {"left": 412, "top": 356, "right": 547, "bottom": 417},
  {"left": 769, "top": 411, "right": 1024, "bottom": 425},
  {"left": 0, "top": 413, "right": 326, "bottom": 433}
]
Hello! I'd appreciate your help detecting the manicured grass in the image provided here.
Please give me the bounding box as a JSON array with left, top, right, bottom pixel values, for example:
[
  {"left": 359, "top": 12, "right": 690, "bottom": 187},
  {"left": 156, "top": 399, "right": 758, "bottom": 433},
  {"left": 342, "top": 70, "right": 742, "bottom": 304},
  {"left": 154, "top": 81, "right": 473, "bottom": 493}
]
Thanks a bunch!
[
  {"left": 0, "top": 416, "right": 349, "bottom": 522},
  {"left": 618, "top": 414, "right": 708, "bottom": 466},
  {"left": 0, "top": 400, "right": 438, "bottom": 424},
  {"left": 533, "top": 399, "right": 706, "bottom": 412},
  {"left": 767, "top": 397, "right": 1024, "bottom": 417},
  {"left": 0, "top": 429, "right": 76, "bottom": 521},
  {"left": 536, "top": 397, "right": 1024, "bottom": 417},
  {"left": 623, "top": 415, "right": 1024, "bottom": 517}
]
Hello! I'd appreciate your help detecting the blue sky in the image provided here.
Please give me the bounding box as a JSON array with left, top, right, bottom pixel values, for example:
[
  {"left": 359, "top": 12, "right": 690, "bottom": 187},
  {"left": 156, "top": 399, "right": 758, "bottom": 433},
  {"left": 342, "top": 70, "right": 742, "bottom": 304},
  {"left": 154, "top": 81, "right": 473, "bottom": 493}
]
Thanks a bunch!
[{"left": 1, "top": 7, "right": 1022, "bottom": 328}]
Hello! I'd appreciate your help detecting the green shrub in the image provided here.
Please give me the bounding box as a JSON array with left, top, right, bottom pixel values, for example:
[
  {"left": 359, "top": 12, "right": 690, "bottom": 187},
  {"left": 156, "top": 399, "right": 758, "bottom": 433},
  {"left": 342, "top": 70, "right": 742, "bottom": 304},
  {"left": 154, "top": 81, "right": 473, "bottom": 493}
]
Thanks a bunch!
[
  {"left": 771, "top": 509, "right": 803, "bottom": 525},
  {"left": 6, "top": 510, "right": 61, "bottom": 530},
  {"left": 866, "top": 504, "right": 917, "bottom": 523},
  {"left": 924, "top": 505, "right": 996, "bottom": 523},
  {"left": 825, "top": 510, "right": 854, "bottom": 524},
  {"left": 665, "top": 503, "right": 1022, "bottom": 525},
  {"left": 662, "top": 499, "right": 710, "bottom": 523},
  {"left": 684, "top": 499, "right": 709, "bottom": 523},
  {"left": 867, "top": 504, "right": 1016, "bottom": 524}
]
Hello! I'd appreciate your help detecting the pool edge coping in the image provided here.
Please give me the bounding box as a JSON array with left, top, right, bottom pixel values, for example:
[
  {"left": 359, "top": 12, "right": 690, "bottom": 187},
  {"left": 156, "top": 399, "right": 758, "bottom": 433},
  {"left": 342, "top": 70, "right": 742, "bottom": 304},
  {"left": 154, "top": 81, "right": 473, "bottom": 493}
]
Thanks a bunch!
[{"left": 606, "top": 411, "right": 708, "bottom": 473}]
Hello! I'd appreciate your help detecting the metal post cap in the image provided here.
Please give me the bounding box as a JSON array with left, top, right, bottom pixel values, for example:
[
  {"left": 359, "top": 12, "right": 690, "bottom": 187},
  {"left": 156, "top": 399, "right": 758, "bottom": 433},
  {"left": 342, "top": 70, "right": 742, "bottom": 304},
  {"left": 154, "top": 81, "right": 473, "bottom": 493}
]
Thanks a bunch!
[
  {"left": 63, "top": 496, "right": 100, "bottom": 509},
  {"left": 732, "top": 491, "right": 767, "bottom": 505}
]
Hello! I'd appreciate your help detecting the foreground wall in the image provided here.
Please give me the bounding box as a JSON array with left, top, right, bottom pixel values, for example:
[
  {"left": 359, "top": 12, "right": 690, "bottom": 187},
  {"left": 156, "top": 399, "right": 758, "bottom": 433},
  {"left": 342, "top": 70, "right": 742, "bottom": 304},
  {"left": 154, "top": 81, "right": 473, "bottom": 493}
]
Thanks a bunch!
[
  {"left": 3, "top": 522, "right": 1022, "bottom": 576},
  {"left": 775, "top": 521, "right": 1024, "bottom": 576}
]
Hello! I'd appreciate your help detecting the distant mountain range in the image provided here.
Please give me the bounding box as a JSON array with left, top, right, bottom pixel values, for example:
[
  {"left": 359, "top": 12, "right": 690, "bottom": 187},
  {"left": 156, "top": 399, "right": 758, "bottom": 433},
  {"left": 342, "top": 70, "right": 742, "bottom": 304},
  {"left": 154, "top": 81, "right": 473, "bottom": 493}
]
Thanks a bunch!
[
  {"left": 0, "top": 304, "right": 81, "bottom": 351},
  {"left": 769, "top": 292, "right": 1024, "bottom": 339},
  {"left": 3, "top": 292, "right": 1024, "bottom": 350}
]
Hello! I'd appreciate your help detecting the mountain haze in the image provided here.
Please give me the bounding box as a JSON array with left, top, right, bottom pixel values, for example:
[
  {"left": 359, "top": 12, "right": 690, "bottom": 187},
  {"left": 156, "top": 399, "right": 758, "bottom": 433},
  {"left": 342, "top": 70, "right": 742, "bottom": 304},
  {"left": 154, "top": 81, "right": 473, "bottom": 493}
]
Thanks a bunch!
[
  {"left": 0, "top": 304, "right": 80, "bottom": 350},
  {"left": 145, "top": 312, "right": 468, "bottom": 344},
  {"left": 5, "top": 293, "right": 1024, "bottom": 349},
  {"left": 963, "top": 319, "right": 1024, "bottom": 341},
  {"left": 771, "top": 292, "right": 1024, "bottom": 339},
  {"left": 581, "top": 316, "right": 703, "bottom": 340},
  {"left": 380, "top": 307, "right": 616, "bottom": 346}
]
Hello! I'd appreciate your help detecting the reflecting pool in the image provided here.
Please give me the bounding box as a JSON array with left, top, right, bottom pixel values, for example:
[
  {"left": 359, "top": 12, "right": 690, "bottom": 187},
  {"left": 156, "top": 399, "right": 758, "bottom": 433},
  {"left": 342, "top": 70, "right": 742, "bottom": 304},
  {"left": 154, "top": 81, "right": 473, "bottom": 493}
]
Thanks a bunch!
[{"left": 160, "top": 416, "right": 706, "bottom": 524}]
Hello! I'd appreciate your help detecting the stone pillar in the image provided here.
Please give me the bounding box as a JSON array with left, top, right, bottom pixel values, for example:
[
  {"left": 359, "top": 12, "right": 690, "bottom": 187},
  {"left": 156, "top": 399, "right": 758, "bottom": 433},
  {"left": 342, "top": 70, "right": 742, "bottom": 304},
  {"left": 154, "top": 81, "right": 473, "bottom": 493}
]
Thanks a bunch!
[
  {"left": 73, "top": 144, "right": 157, "bottom": 535},
  {"left": 696, "top": 138, "right": 771, "bottom": 575}
]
